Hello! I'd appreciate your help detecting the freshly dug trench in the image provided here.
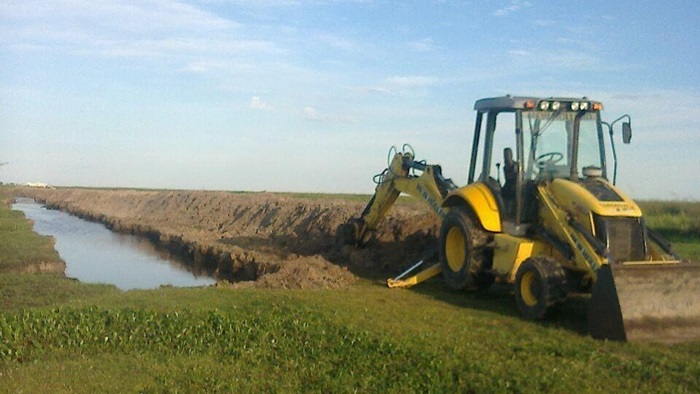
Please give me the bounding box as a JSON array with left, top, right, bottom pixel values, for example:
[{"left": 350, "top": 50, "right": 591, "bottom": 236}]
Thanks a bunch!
[{"left": 16, "top": 188, "right": 440, "bottom": 289}]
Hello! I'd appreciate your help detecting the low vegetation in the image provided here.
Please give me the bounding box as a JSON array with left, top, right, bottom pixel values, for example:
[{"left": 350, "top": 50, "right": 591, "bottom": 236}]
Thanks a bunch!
[
  {"left": 639, "top": 200, "right": 700, "bottom": 239},
  {"left": 638, "top": 200, "right": 700, "bottom": 261},
  {"left": 0, "top": 194, "right": 63, "bottom": 273},
  {"left": 2, "top": 283, "right": 700, "bottom": 393},
  {"left": 1, "top": 187, "right": 699, "bottom": 392}
]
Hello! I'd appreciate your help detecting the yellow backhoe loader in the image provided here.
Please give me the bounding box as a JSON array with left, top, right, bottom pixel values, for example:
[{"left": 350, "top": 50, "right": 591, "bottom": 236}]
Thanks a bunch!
[{"left": 337, "top": 96, "right": 700, "bottom": 342}]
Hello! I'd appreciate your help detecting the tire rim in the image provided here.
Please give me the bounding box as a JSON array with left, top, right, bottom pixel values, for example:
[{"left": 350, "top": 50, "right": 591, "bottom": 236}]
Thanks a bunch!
[
  {"left": 520, "top": 271, "right": 539, "bottom": 307},
  {"left": 445, "top": 227, "right": 466, "bottom": 272}
]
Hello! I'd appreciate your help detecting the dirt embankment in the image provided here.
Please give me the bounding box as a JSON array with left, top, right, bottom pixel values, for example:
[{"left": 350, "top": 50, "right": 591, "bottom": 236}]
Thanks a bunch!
[{"left": 17, "top": 188, "right": 440, "bottom": 289}]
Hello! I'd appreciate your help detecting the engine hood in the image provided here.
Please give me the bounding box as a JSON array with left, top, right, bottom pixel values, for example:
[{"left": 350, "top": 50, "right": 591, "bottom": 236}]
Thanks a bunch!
[{"left": 547, "top": 178, "right": 642, "bottom": 218}]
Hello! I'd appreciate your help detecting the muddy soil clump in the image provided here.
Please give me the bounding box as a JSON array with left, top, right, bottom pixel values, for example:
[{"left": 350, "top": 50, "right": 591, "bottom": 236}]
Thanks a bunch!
[{"left": 18, "top": 188, "right": 439, "bottom": 289}]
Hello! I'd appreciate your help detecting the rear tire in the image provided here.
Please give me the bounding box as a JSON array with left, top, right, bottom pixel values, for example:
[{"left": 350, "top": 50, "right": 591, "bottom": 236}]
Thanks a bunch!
[
  {"left": 439, "top": 206, "right": 493, "bottom": 290},
  {"left": 514, "top": 256, "right": 568, "bottom": 320}
]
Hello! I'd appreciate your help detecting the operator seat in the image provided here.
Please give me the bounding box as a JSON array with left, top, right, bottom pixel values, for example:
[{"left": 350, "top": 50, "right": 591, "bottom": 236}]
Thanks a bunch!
[{"left": 502, "top": 148, "right": 517, "bottom": 217}]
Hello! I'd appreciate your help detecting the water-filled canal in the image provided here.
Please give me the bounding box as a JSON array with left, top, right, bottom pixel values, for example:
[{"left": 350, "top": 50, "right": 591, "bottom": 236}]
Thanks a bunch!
[{"left": 12, "top": 198, "right": 216, "bottom": 290}]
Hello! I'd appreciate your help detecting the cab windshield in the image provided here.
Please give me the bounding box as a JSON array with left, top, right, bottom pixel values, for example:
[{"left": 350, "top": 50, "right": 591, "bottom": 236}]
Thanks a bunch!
[{"left": 523, "top": 110, "right": 603, "bottom": 180}]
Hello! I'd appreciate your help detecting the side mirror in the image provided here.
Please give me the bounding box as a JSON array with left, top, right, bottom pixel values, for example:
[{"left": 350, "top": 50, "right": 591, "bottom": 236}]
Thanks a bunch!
[{"left": 622, "top": 122, "right": 632, "bottom": 144}]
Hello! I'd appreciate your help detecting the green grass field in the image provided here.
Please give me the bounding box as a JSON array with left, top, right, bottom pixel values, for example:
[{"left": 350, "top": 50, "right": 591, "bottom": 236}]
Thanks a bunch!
[
  {"left": 1, "top": 189, "right": 699, "bottom": 393},
  {"left": 0, "top": 201, "right": 63, "bottom": 273}
]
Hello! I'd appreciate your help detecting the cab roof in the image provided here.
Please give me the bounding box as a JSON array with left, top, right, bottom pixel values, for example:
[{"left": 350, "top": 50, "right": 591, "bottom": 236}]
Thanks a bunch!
[{"left": 474, "top": 95, "right": 602, "bottom": 112}]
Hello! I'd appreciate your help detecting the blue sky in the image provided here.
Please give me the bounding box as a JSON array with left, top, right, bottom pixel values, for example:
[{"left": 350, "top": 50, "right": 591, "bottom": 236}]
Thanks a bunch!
[{"left": 1, "top": 0, "right": 699, "bottom": 199}]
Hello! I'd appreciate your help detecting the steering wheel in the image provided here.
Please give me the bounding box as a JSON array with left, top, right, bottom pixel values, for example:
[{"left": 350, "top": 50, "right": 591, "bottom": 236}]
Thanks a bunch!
[{"left": 536, "top": 152, "right": 564, "bottom": 166}]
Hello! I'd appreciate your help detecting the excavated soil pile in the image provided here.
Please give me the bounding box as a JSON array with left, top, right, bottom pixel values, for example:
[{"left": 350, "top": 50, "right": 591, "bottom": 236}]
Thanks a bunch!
[{"left": 17, "top": 188, "right": 440, "bottom": 289}]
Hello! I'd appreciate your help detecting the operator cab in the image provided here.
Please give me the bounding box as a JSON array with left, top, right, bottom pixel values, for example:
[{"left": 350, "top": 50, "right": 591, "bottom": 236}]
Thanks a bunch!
[{"left": 468, "top": 96, "right": 608, "bottom": 231}]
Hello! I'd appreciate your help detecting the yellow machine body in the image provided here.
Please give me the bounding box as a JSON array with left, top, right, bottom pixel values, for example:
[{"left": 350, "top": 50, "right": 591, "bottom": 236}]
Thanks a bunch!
[
  {"left": 491, "top": 234, "right": 549, "bottom": 283},
  {"left": 338, "top": 96, "right": 700, "bottom": 342},
  {"left": 444, "top": 183, "right": 502, "bottom": 232}
]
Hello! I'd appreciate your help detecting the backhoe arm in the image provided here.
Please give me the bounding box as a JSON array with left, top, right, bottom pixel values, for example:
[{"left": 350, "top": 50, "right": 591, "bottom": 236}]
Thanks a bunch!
[{"left": 337, "top": 146, "right": 456, "bottom": 247}]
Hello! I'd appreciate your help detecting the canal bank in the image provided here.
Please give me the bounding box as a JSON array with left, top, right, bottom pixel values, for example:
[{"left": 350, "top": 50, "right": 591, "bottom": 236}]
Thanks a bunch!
[{"left": 14, "top": 187, "right": 366, "bottom": 289}]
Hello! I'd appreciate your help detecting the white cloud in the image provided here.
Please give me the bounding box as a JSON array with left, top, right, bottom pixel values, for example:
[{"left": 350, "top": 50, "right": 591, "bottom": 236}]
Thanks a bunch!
[
  {"left": 303, "top": 106, "right": 322, "bottom": 120},
  {"left": 181, "top": 60, "right": 229, "bottom": 74},
  {"left": 409, "top": 38, "right": 437, "bottom": 52},
  {"left": 508, "top": 49, "right": 530, "bottom": 57},
  {"left": 386, "top": 75, "right": 440, "bottom": 88},
  {"left": 600, "top": 90, "right": 700, "bottom": 141},
  {"left": 505, "top": 48, "right": 601, "bottom": 71},
  {"left": 1, "top": 0, "right": 236, "bottom": 33},
  {"left": 544, "top": 51, "right": 600, "bottom": 68},
  {"left": 251, "top": 96, "right": 273, "bottom": 111},
  {"left": 349, "top": 86, "right": 392, "bottom": 95},
  {"left": 96, "top": 37, "right": 281, "bottom": 59},
  {"left": 314, "top": 33, "right": 356, "bottom": 51},
  {"left": 534, "top": 19, "right": 556, "bottom": 27},
  {"left": 349, "top": 75, "right": 441, "bottom": 97},
  {"left": 493, "top": 0, "right": 532, "bottom": 17},
  {"left": 588, "top": 89, "right": 700, "bottom": 199},
  {"left": 0, "top": 0, "right": 285, "bottom": 61},
  {"left": 300, "top": 106, "right": 353, "bottom": 123},
  {"left": 199, "top": 0, "right": 372, "bottom": 7}
]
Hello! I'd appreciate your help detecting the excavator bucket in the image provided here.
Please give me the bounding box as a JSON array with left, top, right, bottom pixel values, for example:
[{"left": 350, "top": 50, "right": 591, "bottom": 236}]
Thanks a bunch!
[{"left": 588, "top": 263, "right": 700, "bottom": 342}]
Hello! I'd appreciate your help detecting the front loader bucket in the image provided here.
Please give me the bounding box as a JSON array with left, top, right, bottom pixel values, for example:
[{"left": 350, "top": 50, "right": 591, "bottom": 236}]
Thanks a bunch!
[{"left": 588, "top": 263, "right": 700, "bottom": 343}]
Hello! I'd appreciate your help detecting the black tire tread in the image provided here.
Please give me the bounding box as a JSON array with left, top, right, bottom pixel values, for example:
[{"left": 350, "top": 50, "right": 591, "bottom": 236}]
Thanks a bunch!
[
  {"left": 439, "top": 206, "right": 493, "bottom": 290},
  {"left": 514, "top": 256, "right": 568, "bottom": 320}
]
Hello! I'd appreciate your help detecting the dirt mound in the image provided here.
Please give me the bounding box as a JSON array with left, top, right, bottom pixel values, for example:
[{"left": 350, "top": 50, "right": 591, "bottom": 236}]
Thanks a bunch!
[{"left": 17, "top": 188, "right": 440, "bottom": 289}]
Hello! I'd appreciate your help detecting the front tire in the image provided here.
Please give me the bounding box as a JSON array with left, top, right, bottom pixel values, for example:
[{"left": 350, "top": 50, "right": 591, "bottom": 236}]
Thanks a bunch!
[
  {"left": 514, "top": 256, "right": 568, "bottom": 320},
  {"left": 439, "top": 206, "right": 493, "bottom": 290}
]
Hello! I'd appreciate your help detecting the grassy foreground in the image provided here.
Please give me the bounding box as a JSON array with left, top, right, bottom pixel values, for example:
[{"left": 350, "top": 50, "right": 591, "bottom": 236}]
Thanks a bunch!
[
  {"left": 0, "top": 197, "right": 63, "bottom": 274},
  {"left": 1, "top": 189, "right": 699, "bottom": 393}
]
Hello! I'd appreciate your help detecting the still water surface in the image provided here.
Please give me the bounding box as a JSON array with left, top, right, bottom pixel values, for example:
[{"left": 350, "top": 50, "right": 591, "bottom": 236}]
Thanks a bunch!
[{"left": 12, "top": 198, "right": 216, "bottom": 290}]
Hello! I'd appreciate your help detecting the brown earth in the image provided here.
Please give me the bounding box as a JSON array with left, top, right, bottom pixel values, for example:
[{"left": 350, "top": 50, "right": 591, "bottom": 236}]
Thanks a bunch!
[{"left": 16, "top": 188, "right": 440, "bottom": 289}]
